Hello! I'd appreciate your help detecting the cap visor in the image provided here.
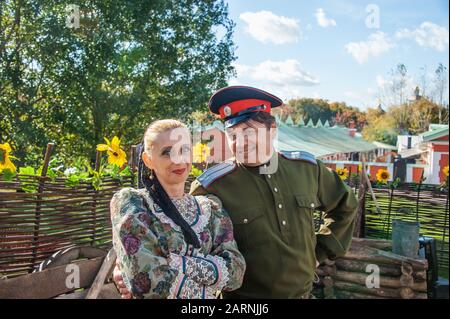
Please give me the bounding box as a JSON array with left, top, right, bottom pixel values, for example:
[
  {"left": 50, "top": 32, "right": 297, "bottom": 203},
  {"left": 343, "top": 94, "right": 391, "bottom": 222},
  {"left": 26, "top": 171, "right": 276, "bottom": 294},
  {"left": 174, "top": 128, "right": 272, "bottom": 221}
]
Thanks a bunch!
[{"left": 224, "top": 112, "right": 259, "bottom": 129}]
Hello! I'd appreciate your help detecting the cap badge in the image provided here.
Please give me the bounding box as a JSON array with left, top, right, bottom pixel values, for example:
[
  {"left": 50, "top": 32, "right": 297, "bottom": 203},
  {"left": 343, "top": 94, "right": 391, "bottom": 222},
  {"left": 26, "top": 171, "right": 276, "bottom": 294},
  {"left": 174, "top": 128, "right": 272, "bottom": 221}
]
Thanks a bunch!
[{"left": 223, "top": 105, "right": 232, "bottom": 117}]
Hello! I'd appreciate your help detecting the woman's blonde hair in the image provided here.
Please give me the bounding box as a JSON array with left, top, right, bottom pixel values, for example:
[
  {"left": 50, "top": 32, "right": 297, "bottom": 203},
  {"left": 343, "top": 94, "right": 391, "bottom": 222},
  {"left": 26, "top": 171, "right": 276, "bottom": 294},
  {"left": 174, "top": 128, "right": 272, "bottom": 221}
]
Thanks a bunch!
[{"left": 143, "top": 119, "right": 187, "bottom": 155}]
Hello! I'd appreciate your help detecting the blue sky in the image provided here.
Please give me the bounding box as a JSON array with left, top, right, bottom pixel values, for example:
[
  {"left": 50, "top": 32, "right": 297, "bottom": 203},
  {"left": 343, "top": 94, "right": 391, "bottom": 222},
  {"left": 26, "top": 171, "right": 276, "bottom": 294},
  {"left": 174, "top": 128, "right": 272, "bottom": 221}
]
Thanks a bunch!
[{"left": 224, "top": 0, "right": 449, "bottom": 110}]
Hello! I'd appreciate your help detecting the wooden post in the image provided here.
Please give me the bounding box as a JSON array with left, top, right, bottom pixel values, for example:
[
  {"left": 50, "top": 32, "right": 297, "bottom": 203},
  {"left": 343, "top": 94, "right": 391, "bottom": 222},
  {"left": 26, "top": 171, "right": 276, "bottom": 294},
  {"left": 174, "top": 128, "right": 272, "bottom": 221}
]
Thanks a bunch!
[
  {"left": 353, "top": 162, "right": 367, "bottom": 238},
  {"left": 91, "top": 150, "right": 101, "bottom": 246},
  {"left": 86, "top": 249, "right": 117, "bottom": 299},
  {"left": 441, "top": 184, "right": 449, "bottom": 255},
  {"left": 385, "top": 187, "right": 395, "bottom": 239},
  {"left": 130, "top": 145, "right": 137, "bottom": 187},
  {"left": 31, "top": 143, "right": 55, "bottom": 270},
  {"left": 130, "top": 145, "right": 137, "bottom": 172},
  {"left": 415, "top": 170, "right": 424, "bottom": 222},
  {"left": 361, "top": 156, "right": 381, "bottom": 215}
]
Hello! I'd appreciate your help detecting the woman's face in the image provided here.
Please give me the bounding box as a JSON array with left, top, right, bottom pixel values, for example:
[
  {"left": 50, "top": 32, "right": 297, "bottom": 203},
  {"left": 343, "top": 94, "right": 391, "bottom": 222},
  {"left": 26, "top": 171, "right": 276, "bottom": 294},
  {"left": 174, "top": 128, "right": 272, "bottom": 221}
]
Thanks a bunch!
[{"left": 143, "top": 127, "right": 192, "bottom": 186}]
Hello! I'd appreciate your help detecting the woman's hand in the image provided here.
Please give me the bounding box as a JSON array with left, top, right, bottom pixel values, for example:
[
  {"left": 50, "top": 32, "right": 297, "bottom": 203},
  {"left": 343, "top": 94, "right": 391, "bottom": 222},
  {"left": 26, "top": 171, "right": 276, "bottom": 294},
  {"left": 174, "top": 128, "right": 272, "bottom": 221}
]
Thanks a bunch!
[{"left": 113, "top": 262, "right": 132, "bottom": 299}]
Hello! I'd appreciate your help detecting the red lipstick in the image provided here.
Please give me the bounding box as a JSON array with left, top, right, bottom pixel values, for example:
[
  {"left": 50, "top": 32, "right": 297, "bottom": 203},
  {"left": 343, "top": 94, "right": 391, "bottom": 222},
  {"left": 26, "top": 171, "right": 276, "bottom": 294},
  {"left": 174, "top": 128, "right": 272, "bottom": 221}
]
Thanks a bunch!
[{"left": 172, "top": 168, "right": 186, "bottom": 175}]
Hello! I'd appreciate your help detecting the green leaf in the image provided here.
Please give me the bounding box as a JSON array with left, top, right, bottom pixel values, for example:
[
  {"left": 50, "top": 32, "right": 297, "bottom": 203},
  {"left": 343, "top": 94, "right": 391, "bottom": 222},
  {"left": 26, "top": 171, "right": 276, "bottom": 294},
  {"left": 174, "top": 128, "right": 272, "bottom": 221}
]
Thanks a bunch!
[
  {"left": 119, "top": 166, "right": 132, "bottom": 177},
  {"left": 1, "top": 169, "right": 17, "bottom": 181},
  {"left": 19, "top": 166, "right": 36, "bottom": 176},
  {"left": 65, "top": 174, "right": 81, "bottom": 188},
  {"left": 190, "top": 166, "right": 203, "bottom": 178}
]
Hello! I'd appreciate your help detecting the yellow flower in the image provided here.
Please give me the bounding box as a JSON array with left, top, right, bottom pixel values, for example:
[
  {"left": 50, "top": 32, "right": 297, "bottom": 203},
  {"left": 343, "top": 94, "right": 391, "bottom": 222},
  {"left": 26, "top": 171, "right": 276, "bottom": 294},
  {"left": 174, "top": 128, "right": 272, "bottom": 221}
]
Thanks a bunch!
[
  {"left": 443, "top": 165, "right": 449, "bottom": 177},
  {"left": 0, "top": 142, "right": 17, "bottom": 173},
  {"left": 192, "top": 142, "right": 210, "bottom": 163},
  {"left": 336, "top": 167, "right": 349, "bottom": 181},
  {"left": 376, "top": 168, "right": 390, "bottom": 184},
  {"left": 97, "top": 136, "right": 127, "bottom": 167}
]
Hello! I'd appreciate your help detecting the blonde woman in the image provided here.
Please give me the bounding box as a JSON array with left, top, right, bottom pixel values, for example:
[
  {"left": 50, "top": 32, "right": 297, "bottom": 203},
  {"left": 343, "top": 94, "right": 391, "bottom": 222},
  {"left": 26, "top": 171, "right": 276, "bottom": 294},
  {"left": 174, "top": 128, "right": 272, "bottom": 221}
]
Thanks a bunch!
[{"left": 110, "top": 119, "right": 245, "bottom": 299}]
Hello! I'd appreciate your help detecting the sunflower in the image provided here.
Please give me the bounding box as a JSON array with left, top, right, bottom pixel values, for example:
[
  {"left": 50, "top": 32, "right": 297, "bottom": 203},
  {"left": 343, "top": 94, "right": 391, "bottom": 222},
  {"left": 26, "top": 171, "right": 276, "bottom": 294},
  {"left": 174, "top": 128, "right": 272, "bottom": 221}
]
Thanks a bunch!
[
  {"left": 192, "top": 142, "right": 210, "bottom": 163},
  {"left": 97, "top": 136, "right": 127, "bottom": 167},
  {"left": 336, "top": 167, "right": 349, "bottom": 181},
  {"left": 443, "top": 165, "right": 449, "bottom": 177},
  {"left": 0, "top": 142, "right": 17, "bottom": 173},
  {"left": 376, "top": 168, "right": 390, "bottom": 184}
]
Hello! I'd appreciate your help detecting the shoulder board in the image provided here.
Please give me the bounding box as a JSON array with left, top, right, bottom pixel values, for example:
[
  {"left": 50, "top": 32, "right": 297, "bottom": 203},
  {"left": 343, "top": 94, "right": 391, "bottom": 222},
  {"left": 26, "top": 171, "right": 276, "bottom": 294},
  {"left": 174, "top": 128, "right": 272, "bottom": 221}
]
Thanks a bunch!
[
  {"left": 279, "top": 151, "right": 317, "bottom": 165},
  {"left": 197, "top": 161, "right": 236, "bottom": 188}
]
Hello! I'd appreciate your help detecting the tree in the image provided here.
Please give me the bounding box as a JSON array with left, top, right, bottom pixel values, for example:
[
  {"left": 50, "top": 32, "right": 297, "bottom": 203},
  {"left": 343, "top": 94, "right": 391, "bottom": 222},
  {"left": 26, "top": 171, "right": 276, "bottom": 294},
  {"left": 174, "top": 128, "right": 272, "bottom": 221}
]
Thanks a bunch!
[
  {"left": 408, "top": 98, "right": 441, "bottom": 134},
  {"left": 362, "top": 109, "right": 398, "bottom": 145},
  {"left": 0, "top": 0, "right": 236, "bottom": 166},
  {"left": 433, "top": 63, "right": 448, "bottom": 123},
  {"left": 377, "top": 63, "right": 410, "bottom": 107}
]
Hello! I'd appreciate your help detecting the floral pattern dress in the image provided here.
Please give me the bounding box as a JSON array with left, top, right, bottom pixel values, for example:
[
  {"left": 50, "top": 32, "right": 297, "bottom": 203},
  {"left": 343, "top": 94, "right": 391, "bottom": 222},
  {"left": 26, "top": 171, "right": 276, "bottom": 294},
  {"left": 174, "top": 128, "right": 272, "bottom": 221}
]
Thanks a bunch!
[{"left": 110, "top": 187, "right": 246, "bottom": 299}]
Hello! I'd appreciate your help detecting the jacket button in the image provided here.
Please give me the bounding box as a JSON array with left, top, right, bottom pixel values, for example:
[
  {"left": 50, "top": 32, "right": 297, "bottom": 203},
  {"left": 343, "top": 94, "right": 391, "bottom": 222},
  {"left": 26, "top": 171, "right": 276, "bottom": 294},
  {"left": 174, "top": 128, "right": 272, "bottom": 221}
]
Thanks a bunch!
[
  {"left": 278, "top": 204, "right": 283, "bottom": 209},
  {"left": 311, "top": 203, "right": 315, "bottom": 208},
  {"left": 243, "top": 218, "right": 248, "bottom": 224},
  {"left": 267, "top": 174, "right": 271, "bottom": 179},
  {"left": 274, "top": 187, "right": 278, "bottom": 192},
  {"left": 282, "top": 220, "right": 286, "bottom": 226}
]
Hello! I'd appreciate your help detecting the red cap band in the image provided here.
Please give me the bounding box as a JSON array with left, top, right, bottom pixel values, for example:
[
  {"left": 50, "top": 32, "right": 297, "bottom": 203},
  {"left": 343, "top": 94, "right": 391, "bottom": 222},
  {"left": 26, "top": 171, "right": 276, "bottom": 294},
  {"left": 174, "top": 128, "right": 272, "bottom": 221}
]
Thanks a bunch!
[{"left": 218, "top": 99, "right": 271, "bottom": 119}]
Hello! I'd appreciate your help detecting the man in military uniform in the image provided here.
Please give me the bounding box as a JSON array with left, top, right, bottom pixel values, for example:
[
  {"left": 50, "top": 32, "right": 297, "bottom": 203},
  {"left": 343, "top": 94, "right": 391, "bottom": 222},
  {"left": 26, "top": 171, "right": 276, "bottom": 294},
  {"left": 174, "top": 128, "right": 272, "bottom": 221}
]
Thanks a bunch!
[
  {"left": 113, "top": 85, "right": 358, "bottom": 299},
  {"left": 189, "top": 86, "right": 358, "bottom": 298}
]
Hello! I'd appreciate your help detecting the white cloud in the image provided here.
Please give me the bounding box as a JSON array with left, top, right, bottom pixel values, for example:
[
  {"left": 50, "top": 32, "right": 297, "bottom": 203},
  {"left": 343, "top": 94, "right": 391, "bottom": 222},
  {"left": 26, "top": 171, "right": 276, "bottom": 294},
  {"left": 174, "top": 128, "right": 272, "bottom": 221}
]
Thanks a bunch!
[
  {"left": 230, "top": 59, "right": 319, "bottom": 99},
  {"left": 239, "top": 11, "right": 301, "bottom": 45},
  {"left": 315, "top": 8, "right": 336, "bottom": 28},
  {"left": 395, "top": 22, "right": 449, "bottom": 52},
  {"left": 252, "top": 60, "right": 319, "bottom": 86},
  {"left": 345, "top": 32, "right": 393, "bottom": 64}
]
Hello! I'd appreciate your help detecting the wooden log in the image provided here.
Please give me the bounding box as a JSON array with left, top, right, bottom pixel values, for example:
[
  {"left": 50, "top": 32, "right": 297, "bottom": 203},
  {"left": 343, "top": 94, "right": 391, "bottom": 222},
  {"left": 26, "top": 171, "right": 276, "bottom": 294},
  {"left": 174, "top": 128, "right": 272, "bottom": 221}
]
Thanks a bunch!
[
  {"left": 334, "top": 280, "right": 401, "bottom": 298},
  {"left": 86, "top": 249, "right": 116, "bottom": 299},
  {"left": 315, "top": 265, "right": 337, "bottom": 277},
  {"left": 400, "top": 287, "right": 415, "bottom": 299},
  {"left": 0, "top": 256, "right": 104, "bottom": 299},
  {"left": 344, "top": 243, "right": 428, "bottom": 270},
  {"left": 333, "top": 270, "right": 427, "bottom": 292},
  {"left": 334, "top": 259, "right": 427, "bottom": 282},
  {"left": 334, "top": 288, "right": 388, "bottom": 299},
  {"left": 323, "top": 282, "right": 335, "bottom": 299},
  {"left": 36, "top": 246, "right": 107, "bottom": 271},
  {"left": 322, "top": 276, "right": 334, "bottom": 288},
  {"left": 54, "top": 282, "right": 120, "bottom": 299},
  {"left": 323, "top": 259, "right": 335, "bottom": 266},
  {"left": 351, "top": 237, "right": 392, "bottom": 250},
  {"left": 335, "top": 259, "right": 401, "bottom": 276}
]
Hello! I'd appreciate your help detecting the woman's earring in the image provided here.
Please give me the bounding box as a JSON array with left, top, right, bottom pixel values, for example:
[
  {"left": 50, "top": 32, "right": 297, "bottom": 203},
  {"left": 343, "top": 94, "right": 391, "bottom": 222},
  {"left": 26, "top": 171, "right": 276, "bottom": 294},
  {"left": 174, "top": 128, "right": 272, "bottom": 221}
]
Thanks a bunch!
[{"left": 149, "top": 169, "right": 154, "bottom": 180}]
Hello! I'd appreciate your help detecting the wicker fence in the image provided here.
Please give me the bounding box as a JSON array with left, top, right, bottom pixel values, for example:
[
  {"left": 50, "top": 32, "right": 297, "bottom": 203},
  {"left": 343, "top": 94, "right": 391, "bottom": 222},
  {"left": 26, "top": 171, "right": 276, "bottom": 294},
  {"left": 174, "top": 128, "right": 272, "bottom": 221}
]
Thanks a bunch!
[
  {"left": 363, "top": 184, "right": 449, "bottom": 278},
  {"left": 0, "top": 175, "right": 134, "bottom": 279}
]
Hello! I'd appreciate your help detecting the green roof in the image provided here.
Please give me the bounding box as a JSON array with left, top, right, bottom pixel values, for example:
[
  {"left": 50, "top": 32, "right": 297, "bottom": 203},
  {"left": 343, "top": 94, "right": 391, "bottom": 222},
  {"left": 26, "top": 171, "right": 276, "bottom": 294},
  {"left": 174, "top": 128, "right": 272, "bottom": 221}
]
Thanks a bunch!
[
  {"left": 372, "top": 141, "right": 397, "bottom": 150},
  {"left": 421, "top": 124, "right": 449, "bottom": 142},
  {"left": 275, "top": 122, "right": 378, "bottom": 157}
]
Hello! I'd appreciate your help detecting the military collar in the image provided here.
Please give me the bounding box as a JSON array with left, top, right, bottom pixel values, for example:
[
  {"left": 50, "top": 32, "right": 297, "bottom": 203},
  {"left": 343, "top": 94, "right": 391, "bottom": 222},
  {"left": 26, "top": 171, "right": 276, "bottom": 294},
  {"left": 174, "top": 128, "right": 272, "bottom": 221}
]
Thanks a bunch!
[{"left": 237, "top": 151, "right": 278, "bottom": 176}]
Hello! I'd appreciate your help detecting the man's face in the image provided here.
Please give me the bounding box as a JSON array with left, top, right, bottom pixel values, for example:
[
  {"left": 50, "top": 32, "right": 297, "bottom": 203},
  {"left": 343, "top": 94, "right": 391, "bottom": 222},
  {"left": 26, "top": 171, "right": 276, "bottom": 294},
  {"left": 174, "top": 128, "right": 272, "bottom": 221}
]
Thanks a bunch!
[{"left": 225, "top": 118, "right": 277, "bottom": 166}]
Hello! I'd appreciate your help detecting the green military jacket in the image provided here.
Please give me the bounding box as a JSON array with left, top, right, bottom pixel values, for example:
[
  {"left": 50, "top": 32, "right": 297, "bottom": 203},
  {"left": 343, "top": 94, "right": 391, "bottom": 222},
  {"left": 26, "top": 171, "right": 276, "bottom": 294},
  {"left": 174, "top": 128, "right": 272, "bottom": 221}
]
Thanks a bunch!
[{"left": 190, "top": 151, "right": 358, "bottom": 299}]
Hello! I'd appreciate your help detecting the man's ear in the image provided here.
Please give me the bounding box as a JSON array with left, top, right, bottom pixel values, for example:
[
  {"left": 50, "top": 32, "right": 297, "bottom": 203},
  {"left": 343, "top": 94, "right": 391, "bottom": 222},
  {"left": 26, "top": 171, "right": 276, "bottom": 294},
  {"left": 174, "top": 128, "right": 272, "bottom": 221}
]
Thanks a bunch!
[
  {"left": 142, "top": 151, "right": 153, "bottom": 170},
  {"left": 269, "top": 126, "right": 278, "bottom": 141}
]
